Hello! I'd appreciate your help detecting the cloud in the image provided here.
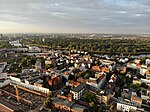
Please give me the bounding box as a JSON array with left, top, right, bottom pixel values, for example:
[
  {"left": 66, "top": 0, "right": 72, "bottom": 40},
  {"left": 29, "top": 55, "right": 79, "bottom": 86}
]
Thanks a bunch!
[
  {"left": 0, "top": 0, "right": 150, "bottom": 33},
  {"left": 134, "top": 14, "right": 142, "bottom": 17},
  {"left": 116, "top": 11, "right": 127, "bottom": 14}
]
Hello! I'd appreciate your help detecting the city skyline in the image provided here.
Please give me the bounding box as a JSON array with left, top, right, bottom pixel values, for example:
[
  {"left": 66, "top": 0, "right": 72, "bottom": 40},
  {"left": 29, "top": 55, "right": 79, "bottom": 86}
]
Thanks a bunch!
[{"left": 0, "top": 0, "right": 150, "bottom": 34}]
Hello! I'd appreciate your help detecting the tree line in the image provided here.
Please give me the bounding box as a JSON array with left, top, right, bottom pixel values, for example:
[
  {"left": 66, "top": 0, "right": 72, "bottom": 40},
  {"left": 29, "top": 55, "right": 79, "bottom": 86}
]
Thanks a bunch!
[{"left": 23, "top": 37, "right": 150, "bottom": 54}]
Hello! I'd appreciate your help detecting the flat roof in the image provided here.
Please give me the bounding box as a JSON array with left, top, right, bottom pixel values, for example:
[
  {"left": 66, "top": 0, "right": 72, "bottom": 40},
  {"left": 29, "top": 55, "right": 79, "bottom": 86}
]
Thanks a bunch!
[
  {"left": 0, "top": 97, "right": 20, "bottom": 111},
  {"left": 71, "top": 84, "right": 85, "bottom": 92},
  {"left": 71, "top": 104, "right": 86, "bottom": 112}
]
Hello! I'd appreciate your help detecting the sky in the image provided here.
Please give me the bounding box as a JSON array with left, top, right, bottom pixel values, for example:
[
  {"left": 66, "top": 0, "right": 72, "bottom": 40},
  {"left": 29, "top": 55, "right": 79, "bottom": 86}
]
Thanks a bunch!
[{"left": 0, "top": 0, "right": 150, "bottom": 34}]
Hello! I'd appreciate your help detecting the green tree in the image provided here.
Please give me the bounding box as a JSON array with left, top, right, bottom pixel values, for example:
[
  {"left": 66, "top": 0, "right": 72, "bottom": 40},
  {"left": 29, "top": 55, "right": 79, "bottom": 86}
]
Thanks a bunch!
[
  {"left": 44, "top": 97, "right": 53, "bottom": 108},
  {"left": 89, "top": 102, "right": 96, "bottom": 111},
  {"left": 83, "top": 90, "right": 97, "bottom": 103},
  {"left": 84, "top": 73, "right": 90, "bottom": 79},
  {"left": 130, "top": 83, "right": 141, "bottom": 91}
]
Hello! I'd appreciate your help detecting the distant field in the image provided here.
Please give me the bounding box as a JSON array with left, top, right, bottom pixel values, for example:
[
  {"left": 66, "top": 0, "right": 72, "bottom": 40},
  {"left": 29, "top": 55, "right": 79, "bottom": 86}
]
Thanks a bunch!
[{"left": 0, "top": 34, "right": 150, "bottom": 55}]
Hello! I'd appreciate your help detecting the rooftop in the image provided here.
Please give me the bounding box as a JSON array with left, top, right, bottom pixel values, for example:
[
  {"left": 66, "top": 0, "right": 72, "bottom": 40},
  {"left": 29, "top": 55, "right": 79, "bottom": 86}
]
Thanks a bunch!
[
  {"left": 52, "top": 98, "right": 86, "bottom": 112},
  {"left": 71, "top": 104, "right": 86, "bottom": 112},
  {"left": 0, "top": 97, "right": 21, "bottom": 111},
  {"left": 71, "top": 84, "right": 85, "bottom": 92},
  {"left": 52, "top": 97, "right": 74, "bottom": 108}
]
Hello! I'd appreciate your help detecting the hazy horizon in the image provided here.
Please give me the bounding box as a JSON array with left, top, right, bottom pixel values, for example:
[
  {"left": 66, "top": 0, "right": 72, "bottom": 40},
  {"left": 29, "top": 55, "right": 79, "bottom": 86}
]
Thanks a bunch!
[{"left": 0, "top": 0, "right": 150, "bottom": 34}]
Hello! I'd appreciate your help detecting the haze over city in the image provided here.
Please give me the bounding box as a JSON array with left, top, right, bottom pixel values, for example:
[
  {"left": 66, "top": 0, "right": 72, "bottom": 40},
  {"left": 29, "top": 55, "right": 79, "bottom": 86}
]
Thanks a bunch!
[
  {"left": 1, "top": 1, "right": 150, "bottom": 112},
  {"left": 0, "top": 0, "right": 150, "bottom": 34}
]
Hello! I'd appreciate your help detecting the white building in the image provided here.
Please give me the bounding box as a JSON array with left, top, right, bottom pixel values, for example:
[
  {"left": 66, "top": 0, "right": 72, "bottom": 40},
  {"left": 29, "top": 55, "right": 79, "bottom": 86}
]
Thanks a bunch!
[
  {"left": 141, "top": 78, "right": 150, "bottom": 85},
  {"left": 35, "top": 60, "right": 42, "bottom": 70},
  {"left": 28, "top": 46, "right": 41, "bottom": 52},
  {"left": 70, "top": 84, "right": 85, "bottom": 100},
  {"left": 127, "top": 63, "right": 139, "bottom": 69},
  {"left": 0, "top": 62, "right": 7, "bottom": 73},
  {"left": 145, "top": 59, "right": 150, "bottom": 65},
  {"left": 140, "top": 68, "right": 148, "bottom": 76},
  {"left": 0, "top": 73, "right": 7, "bottom": 79},
  {"left": 86, "top": 74, "right": 106, "bottom": 89},
  {"left": 9, "top": 40, "right": 22, "bottom": 47},
  {"left": 99, "top": 59, "right": 116, "bottom": 66},
  {"left": 117, "top": 102, "right": 137, "bottom": 112}
]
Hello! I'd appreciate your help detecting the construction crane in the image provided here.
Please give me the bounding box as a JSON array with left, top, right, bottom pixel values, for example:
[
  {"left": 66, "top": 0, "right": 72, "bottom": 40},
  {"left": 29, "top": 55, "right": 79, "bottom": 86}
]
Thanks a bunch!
[
  {"left": 0, "top": 89, "right": 32, "bottom": 105},
  {"left": 110, "top": 103, "right": 116, "bottom": 112},
  {"left": 10, "top": 83, "right": 47, "bottom": 97}
]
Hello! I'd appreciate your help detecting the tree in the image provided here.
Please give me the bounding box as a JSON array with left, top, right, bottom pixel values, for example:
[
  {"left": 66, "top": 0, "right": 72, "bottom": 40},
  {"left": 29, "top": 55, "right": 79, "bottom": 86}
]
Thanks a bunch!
[
  {"left": 83, "top": 90, "right": 97, "bottom": 103},
  {"left": 141, "top": 82, "right": 148, "bottom": 89},
  {"left": 44, "top": 97, "right": 53, "bottom": 108},
  {"left": 130, "top": 83, "right": 140, "bottom": 91},
  {"left": 84, "top": 73, "right": 90, "bottom": 79},
  {"left": 45, "top": 64, "right": 53, "bottom": 69},
  {"left": 89, "top": 102, "right": 96, "bottom": 111}
]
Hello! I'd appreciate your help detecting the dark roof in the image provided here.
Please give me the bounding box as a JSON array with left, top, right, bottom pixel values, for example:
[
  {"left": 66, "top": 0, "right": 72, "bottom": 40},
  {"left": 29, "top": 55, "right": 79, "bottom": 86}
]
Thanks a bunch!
[
  {"left": 63, "top": 100, "right": 74, "bottom": 108},
  {"left": 52, "top": 98, "right": 86, "bottom": 112},
  {"left": 71, "top": 104, "right": 86, "bottom": 112},
  {"left": 52, "top": 97, "right": 64, "bottom": 104},
  {"left": 52, "top": 97, "right": 74, "bottom": 108},
  {"left": 71, "top": 84, "right": 85, "bottom": 92},
  {"left": 0, "top": 97, "right": 21, "bottom": 111}
]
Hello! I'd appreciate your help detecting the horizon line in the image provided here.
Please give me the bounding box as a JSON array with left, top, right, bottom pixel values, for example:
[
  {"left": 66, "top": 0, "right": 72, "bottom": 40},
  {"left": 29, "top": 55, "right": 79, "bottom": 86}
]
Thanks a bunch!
[{"left": 1, "top": 32, "right": 150, "bottom": 35}]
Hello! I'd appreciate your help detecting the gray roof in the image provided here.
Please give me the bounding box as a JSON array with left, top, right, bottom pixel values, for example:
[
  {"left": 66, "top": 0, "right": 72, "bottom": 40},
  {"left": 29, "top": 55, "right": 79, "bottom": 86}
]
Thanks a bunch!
[
  {"left": 0, "top": 97, "right": 20, "bottom": 111},
  {"left": 52, "top": 98, "right": 74, "bottom": 108},
  {"left": 71, "top": 104, "right": 86, "bottom": 112},
  {"left": 63, "top": 100, "right": 74, "bottom": 108},
  {"left": 52, "top": 98, "right": 86, "bottom": 112},
  {"left": 71, "top": 84, "right": 85, "bottom": 92},
  {"left": 34, "top": 79, "right": 43, "bottom": 84},
  {"left": 52, "top": 97, "right": 64, "bottom": 105}
]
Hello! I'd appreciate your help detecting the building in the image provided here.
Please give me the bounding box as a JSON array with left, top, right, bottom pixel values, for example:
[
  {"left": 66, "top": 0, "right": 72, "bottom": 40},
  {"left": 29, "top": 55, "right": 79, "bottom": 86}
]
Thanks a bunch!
[
  {"left": 0, "top": 33, "right": 2, "bottom": 38},
  {"left": 146, "top": 71, "right": 150, "bottom": 79},
  {"left": 117, "top": 66, "right": 127, "bottom": 74},
  {"left": 52, "top": 97, "right": 74, "bottom": 111},
  {"left": 0, "top": 62, "right": 7, "bottom": 73},
  {"left": 57, "top": 93, "right": 73, "bottom": 102},
  {"left": 45, "top": 60, "right": 52, "bottom": 65},
  {"left": 121, "top": 89, "right": 131, "bottom": 99},
  {"left": 117, "top": 102, "right": 137, "bottom": 112},
  {"left": 134, "top": 59, "right": 141, "bottom": 64},
  {"left": 0, "top": 97, "right": 21, "bottom": 112},
  {"left": 70, "top": 84, "right": 85, "bottom": 100},
  {"left": 127, "top": 63, "right": 138, "bottom": 69},
  {"left": 101, "top": 67, "right": 110, "bottom": 73},
  {"left": 141, "top": 78, "right": 150, "bottom": 86},
  {"left": 34, "top": 79, "right": 43, "bottom": 87},
  {"left": 145, "top": 59, "right": 150, "bottom": 65},
  {"left": 99, "top": 59, "right": 116, "bottom": 66},
  {"left": 92, "top": 66, "right": 101, "bottom": 72},
  {"left": 52, "top": 97, "right": 87, "bottom": 112},
  {"left": 77, "top": 78, "right": 86, "bottom": 84},
  {"left": 48, "top": 75, "right": 62, "bottom": 90},
  {"left": 92, "top": 65, "right": 110, "bottom": 73},
  {"left": 9, "top": 40, "right": 22, "bottom": 47},
  {"left": 140, "top": 67, "right": 148, "bottom": 76},
  {"left": 71, "top": 104, "right": 87, "bottom": 112},
  {"left": 96, "top": 91, "right": 111, "bottom": 106},
  {"left": 28, "top": 46, "right": 41, "bottom": 52},
  {"left": 0, "top": 73, "right": 8, "bottom": 80},
  {"left": 35, "top": 59, "right": 42, "bottom": 70},
  {"left": 86, "top": 74, "right": 106, "bottom": 89},
  {"left": 131, "top": 95, "right": 142, "bottom": 107},
  {"left": 109, "top": 74, "right": 116, "bottom": 83},
  {"left": 133, "top": 77, "right": 141, "bottom": 85},
  {"left": 63, "top": 71, "right": 71, "bottom": 80},
  {"left": 66, "top": 80, "right": 80, "bottom": 88}
]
